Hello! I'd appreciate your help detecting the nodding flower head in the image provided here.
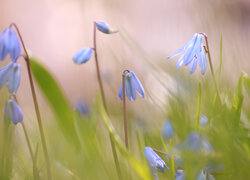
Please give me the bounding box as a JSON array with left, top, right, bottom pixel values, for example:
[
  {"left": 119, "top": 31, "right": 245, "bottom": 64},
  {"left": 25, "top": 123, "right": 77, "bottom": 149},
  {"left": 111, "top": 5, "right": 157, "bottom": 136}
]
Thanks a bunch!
[
  {"left": 73, "top": 47, "right": 93, "bottom": 64},
  {"left": 166, "top": 33, "right": 207, "bottom": 75},
  {"left": 0, "top": 28, "right": 21, "bottom": 61},
  {"left": 144, "top": 147, "right": 169, "bottom": 180},
  {"left": 118, "top": 70, "right": 145, "bottom": 101},
  {"left": 4, "top": 98, "right": 23, "bottom": 125},
  {"left": 96, "top": 21, "right": 118, "bottom": 34},
  {"left": 0, "top": 62, "right": 21, "bottom": 93},
  {"left": 161, "top": 120, "right": 174, "bottom": 140}
]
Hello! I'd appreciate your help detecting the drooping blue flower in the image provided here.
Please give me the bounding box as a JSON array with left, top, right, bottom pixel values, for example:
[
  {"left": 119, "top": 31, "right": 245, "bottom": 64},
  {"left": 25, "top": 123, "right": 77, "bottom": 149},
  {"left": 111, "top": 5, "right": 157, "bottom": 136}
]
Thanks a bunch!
[
  {"left": 144, "top": 147, "right": 169, "bottom": 180},
  {"left": 0, "top": 28, "right": 21, "bottom": 61},
  {"left": 96, "top": 21, "right": 118, "bottom": 34},
  {"left": 175, "top": 170, "right": 186, "bottom": 180},
  {"left": 0, "top": 62, "right": 21, "bottom": 93},
  {"left": 118, "top": 71, "right": 145, "bottom": 101},
  {"left": 161, "top": 120, "right": 174, "bottom": 140},
  {"left": 75, "top": 100, "right": 90, "bottom": 116},
  {"left": 4, "top": 98, "right": 23, "bottom": 125},
  {"left": 200, "top": 115, "right": 208, "bottom": 126},
  {"left": 166, "top": 33, "right": 207, "bottom": 75},
  {"left": 178, "top": 132, "right": 213, "bottom": 152},
  {"left": 73, "top": 47, "right": 93, "bottom": 64}
]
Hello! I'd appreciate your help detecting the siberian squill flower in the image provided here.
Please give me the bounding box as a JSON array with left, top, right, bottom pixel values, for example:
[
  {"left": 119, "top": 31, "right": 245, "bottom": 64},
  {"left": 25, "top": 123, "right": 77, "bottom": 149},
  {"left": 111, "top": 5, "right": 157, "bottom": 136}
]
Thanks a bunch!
[
  {"left": 144, "top": 147, "right": 169, "bottom": 180},
  {"left": 4, "top": 98, "right": 23, "bottom": 125},
  {"left": 161, "top": 120, "right": 174, "bottom": 140},
  {"left": 200, "top": 115, "right": 208, "bottom": 126},
  {"left": 175, "top": 170, "right": 186, "bottom": 180},
  {"left": 0, "top": 28, "right": 21, "bottom": 61},
  {"left": 96, "top": 21, "right": 118, "bottom": 34},
  {"left": 166, "top": 33, "right": 207, "bottom": 75},
  {"left": 73, "top": 47, "right": 93, "bottom": 64},
  {"left": 0, "top": 62, "right": 21, "bottom": 93},
  {"left": 118, "top": 70, "right": 145, "bottom": 101}
]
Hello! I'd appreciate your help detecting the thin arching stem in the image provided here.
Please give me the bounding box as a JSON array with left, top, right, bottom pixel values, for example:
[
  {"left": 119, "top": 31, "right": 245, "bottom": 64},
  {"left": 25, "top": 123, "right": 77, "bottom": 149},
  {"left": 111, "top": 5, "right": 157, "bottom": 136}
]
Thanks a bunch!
[
  {"left": 93, "top": 22, "right": 122, "bottom": 179},
  {"left": 199, "top": 32, "right": 222, "bottom": 105},
  {"left": 122, "top": 70, "right": 129, "bottom": 149},
  {"left": 10, "top": 23, "right": 51, "bottom": 180}
]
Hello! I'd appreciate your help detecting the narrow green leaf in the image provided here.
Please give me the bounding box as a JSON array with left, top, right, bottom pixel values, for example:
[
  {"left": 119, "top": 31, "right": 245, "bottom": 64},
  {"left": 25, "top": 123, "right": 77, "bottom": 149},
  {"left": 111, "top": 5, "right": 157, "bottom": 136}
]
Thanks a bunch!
[
  {"left": 195, "top": 82, "right": 202, "bottom": 130},
  {"left": 96, "top": 94, "right": 152, "bottom": 180},
  {"left": 30, "top": 58, "right": 79, "bottom": 147},
  {"left": 218, "top": 34, "right": 223, "bottom": 83},
  {"left": 33, "top": 143, "right": 39, "bottom": 180},
  {"left": 244, "top": 76, "right": 250, "bottom": 97},
  {"left": 233, "top": 72, "right": 245, "bottom": 114}
]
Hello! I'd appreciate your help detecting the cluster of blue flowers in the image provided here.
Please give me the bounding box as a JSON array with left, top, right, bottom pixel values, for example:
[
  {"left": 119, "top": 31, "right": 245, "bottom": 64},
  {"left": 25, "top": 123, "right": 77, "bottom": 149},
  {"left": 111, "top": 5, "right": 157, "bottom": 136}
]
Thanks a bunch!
[{"left": 0, "top": 26, "right": 23, "bottom": 125}]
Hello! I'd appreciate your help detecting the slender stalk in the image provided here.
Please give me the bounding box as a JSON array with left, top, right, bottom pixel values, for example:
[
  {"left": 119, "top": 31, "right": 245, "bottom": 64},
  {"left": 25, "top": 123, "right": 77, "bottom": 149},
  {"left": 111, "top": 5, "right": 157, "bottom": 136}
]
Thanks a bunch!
[
  {"left": 93, "top": 22, "right": 122, "bottom": 179},
  {"left": 10, "top": 23, "right": 51, "bottom": 180},
  {"left": 122, "top": 71, "right": 129, "bottom": 149},
  {"left": 200, "top": 32, "right": 222, "bottom": 105},
  {"left": 151, "top": 147, "right": 168, "bottom": 156}
]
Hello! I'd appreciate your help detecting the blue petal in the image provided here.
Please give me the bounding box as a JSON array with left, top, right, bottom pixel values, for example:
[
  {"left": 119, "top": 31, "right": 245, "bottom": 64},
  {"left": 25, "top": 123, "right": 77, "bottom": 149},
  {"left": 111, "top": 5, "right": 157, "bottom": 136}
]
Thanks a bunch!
[
  {"left": 73, "top": 48, "right": 93, "bottom": 64},
  {"left": 125, "top": 72, "right": 136, "bottom": 101},
  {"left": 4, "top": 99, "right": 23, "bottom": 125},
  {"left": 200, "top": 49, "right": 207, "bottom": 75},
  {"left": 189, "top": 57, "right": 198, "bottom": 74},
  {"left": 175, "top": 170, "right": 186, "bottom": 180},
  {"left": 6, "top": 62, "right": 21, "bottom": 93},
  {"left": 130, "top": 71, "right": 145, "bottom": 98},
  {"left": 0, "top": 33, "right": 8, "bottom": 61},
  {"left": 7, "top": 29, "right": 21, "bottom": 60},
  {"left": 183, "top": 34, "right": 199, "bottom": 66},
  {"left": 96, "top": 21, "right": 118, "bottom": 34},
  {"left": 200, "top": 115, "right": 208, "bottom": 126},
  {"left": 167, "top": 33, "right": 197, "bottom": 59},
  {"left": 161, "top": 120, "right": 174, "bottom": 140},
  {"left": 176, "top": 54, "right": 184, "bottom": 68},
  {"left": 118, "top": 82, "right": 123, "bottom": 100},
  {"left": 0, "top": 62, "right": 13, "bottom": 89}
]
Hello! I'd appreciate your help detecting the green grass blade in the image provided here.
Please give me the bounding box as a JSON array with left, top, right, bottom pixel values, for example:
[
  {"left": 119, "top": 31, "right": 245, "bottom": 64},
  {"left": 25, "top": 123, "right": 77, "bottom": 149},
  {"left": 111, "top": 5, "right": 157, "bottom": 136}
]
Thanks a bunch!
[
  {"left": 218, "top": 34, "right": 223, "bottom": 83},
  {"left": 30, "top": 58, "right": 79, "bottom": 147},
  {"left": 244, "top": 75, "right": 250, "bottom": 97},
  {"left": 233, "top": 72, "right": 245, "bottom": 114},
  {"left": 195, "top": 82, "right": 202, "bottom": 130},
  {"left": 96, "top": 94, "right": 152, "bottom": 180}
]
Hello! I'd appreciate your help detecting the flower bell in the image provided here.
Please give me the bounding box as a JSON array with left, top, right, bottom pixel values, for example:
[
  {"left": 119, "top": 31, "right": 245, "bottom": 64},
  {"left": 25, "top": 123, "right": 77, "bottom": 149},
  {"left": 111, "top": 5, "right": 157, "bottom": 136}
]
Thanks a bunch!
[
  {"left": 166, "top": 33, "right": 207, "bottom": 75},
  {"left": 0, "top": 28, "right": 21, "bottom": 61},
  {"left": 161, "top": 120, "right": 174, "bottom": 140},
  {"left": 0, "top": 62, "right": 21, "bottom": 93},
  {"left": 118, "top": 70, "right": 145, "bottom": 101},
  {"left": 96, "top": 21, "right": 118, "bottom": 34},
  {"left": 144, "top": 147, "right": 169, "bottom": 180},
  {"left": 4, "top": 98, "right": 23, "bottom": 125},
  {"left": 73, "top": 47, "right": 93, "bottom": 64}
]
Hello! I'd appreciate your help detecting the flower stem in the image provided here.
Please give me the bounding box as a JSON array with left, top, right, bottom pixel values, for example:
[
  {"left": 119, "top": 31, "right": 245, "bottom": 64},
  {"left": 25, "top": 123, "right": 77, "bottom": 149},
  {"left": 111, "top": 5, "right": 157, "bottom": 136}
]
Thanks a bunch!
[
  {"left": 93, "top": 22, "right": 122, "bottom": 179},
  {"left": 200, "top": 32, "right": 222, "bottom": 105},
  {"left": 151, "top": 147, "right": 168, "bottom": 156},
  {"left": 10, "top": 23, "right": 51, "bottom": 180},
  {"left": 122, "top": 70, "right": 129, "bottom": 149}
]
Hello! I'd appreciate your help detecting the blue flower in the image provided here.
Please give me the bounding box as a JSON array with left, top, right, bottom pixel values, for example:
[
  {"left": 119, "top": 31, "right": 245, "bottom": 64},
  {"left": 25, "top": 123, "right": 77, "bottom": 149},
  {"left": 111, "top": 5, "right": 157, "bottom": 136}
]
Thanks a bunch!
[
  {"left": 144, "top": 147, "right": 169, "bottom": 180},
  {"left": 161, "top": 120, "right": 174, "bottom": 140},
  {"left": 0, "top": 28, "right": 21, "bottom": 61},
  {"left": 96, "top": 21, "right": 118, "bottom": 34},
  {"left": 0, "top": 62, "right": 21, "bottom": 93},
  {"left": 73, "top": 47, "right": 93, "bottom": 64},
  {"left": 166, "top": 33, "right": 207, "bottom": 75},
  {"left": 200, "top": 115, "right": 208, "bottom": 126},
  {"left": 118, "top": 71, "right": 145, "bottom": 101},
  {"left": 197, "top": 169, "right": 215, "bottom": 180},
  {"left": 175, "top": 170, "right": 186, "bottom": 180},
  {"left": 75, "top": 100, "right": 89, "bottom": 116},
  {"left": 4, "top": 98, "right": 23, "bottom": 125}
]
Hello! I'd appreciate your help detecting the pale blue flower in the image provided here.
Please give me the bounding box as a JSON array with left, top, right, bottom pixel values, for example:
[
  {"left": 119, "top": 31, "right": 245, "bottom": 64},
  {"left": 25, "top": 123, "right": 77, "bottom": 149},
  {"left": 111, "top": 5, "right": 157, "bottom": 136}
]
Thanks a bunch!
[
  {"left": 144, "top": 147, "right": 169, "bottom": 180},
  {"left": 197, "top": 169, "right": 215, "bottom": 180},
  {"left": 4, "top": 98, "right": 23, "bottom": 125},
  {"left": 96, "top": 21, "right": 118, "bottom": 34},
  {"left": 161, "top": 120, "right": 174, "bottom": 140},
  {"left": 0, "top": 28, "right": 21, "bottom": 61},
  {"left": 175, "top": 170, "right": 186, "bottom": 180},
  {"left": 0, "top": 62, "right": 21, "bottom": 93},
  {"left": 75, "top": 100, "right": 89, "bottom": 116},
  {"left": 200, "top": 115, "right": 208, "bottom": 126},
  {"left": 118, "top": 71, "right": 145, "bottom": 101},
  {"left": 166, "top": 33, "right": 207, "bottom": 75},
  {"left": 73, "top": 47, "right": 93, "bottom": 64}
]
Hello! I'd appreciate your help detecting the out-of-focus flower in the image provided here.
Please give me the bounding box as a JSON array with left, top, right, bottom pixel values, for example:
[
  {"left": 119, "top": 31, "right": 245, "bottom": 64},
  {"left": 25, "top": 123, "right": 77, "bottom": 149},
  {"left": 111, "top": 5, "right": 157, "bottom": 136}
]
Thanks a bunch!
[
  {"left": 75, "top": 100, "right": 89, "bottom": 116},
  {"left": 175, "top": 170, "right": 186, "bottom": 180},
  {"left": 166, "top": 33, "right": 207, "bottom": 75},
  {"left": 161, "top": 120, "right": 174, "bottom": 140},
  {"left": 178, "top": 132, "right": 213, "bottom": 152},
  {"left": 197, "top": 169, "right": 215, "bottom": 180},
  {"left": 118, "top": 70, "right": 145, "bottom": 101},
  {"left": 73, "top": 47, "right": 93, "bottom": 64},
  {"left": 200, "top": 115, "right": 208, "bottom": 126},
  {"left": 4, "top": 98, "right": 23, "bottom": 125},
  {"left": 0, "top": 28, "right": 21, "bottom": 61},
  {"left": 96, "top": 21, "right": 118, "bottom": 34},
  {"left": 144, "top": 147, "right": 169, "bottom": 180},
  {"left": 0, "top": 62, "right": 21, "bottom": 93}
]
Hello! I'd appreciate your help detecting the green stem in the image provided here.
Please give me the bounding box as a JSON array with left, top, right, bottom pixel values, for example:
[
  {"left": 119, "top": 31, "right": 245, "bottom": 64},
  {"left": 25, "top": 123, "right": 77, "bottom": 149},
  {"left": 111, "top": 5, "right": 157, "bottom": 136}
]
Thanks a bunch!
[
  {"left": 10, "top": 23, "right": 51, "bottom": 180},
  {"left": 93, "top": 22, "right": 122, "bottom": 179},
  {"left": 195, "top": 82, "right": 202, "bottom": 131},
  {"left": 200, "top": 32, "right": 222, "bottom": 105},
  {"left": 122, "top": 70, "right": 129, "bottom": 149}
]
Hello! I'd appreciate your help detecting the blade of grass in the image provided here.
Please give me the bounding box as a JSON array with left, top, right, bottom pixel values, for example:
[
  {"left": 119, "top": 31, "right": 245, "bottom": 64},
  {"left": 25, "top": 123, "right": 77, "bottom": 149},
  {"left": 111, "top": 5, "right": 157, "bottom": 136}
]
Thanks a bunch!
[{"left": 195, "top": 82, "right": 202, "bottom": 130}]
